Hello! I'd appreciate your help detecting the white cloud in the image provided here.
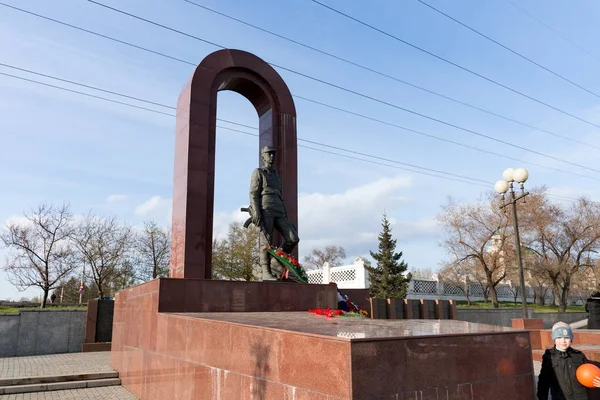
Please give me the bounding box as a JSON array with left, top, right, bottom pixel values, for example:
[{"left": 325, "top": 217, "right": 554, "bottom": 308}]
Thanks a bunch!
[
  {"left": 135, "top": 196, "right": 162, "bottom": 215},
  {"left": 297, "top": 176, "right": 444, "bottom": 259},
  {"left": 4, "top": 215, "right": 30, "bottom": 227},
  {"left": 106, "top": 194, "right": 127, "bottom": 203},
  {"left": 134, "top": 196, "right": 171, "bottom": 219},
  {"left": 208, "top": 175, "right": 441, "bottom": 261},
  {"left": 212, "top": 207, "right": 250, "bottom": 240},
  {"left": 298, "top": 175, "right": 412, "bottom": 237}
]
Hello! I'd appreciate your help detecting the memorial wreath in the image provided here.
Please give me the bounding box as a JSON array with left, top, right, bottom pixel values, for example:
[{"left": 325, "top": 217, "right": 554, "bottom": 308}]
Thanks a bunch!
[{"left": 266, "top": 246, "right": 369, "bottom": 318}]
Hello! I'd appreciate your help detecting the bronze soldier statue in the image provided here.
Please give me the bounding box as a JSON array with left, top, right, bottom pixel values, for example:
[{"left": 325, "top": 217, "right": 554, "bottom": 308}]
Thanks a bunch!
[{"left": 248, "top": 146, "right": 299, "bottom": 281}]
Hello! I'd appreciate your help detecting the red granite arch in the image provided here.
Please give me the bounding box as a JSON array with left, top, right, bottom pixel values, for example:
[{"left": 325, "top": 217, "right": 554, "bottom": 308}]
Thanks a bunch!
[{"left": 170, "top": 49, "right": 298, "bottom": 279}]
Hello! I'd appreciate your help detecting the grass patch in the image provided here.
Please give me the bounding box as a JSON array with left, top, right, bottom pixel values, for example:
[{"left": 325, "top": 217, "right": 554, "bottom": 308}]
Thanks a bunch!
[
  {"left": 456, "top": 301, "right": 585, "bottom": 313},
  {"left": 0, "top": 305, "right": 88, "bottom": 313}
]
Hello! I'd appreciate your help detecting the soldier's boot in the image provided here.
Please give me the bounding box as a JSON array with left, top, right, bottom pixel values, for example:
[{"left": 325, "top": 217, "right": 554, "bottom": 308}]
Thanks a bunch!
[
  {"left": 261, "top": 263, "right": 278, "bottom": 281},
  {"left": 259, "top": 248, "right": 277, "bottom": 281},
  {"left": 281, "top": 237, "right": 299, "bottom": 255}
]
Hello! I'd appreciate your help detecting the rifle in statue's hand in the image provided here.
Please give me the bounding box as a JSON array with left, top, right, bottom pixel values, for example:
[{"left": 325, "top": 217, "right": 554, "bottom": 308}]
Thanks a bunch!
[{"left": 240, "top": 206, "right": 271, "bottom": 244}]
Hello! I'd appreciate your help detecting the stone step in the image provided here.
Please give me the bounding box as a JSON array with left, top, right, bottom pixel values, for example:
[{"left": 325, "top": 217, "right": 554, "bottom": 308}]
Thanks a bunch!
[
  {"left": 0, "top": 371, "right": 118, "bottom": 387},
  {"left": 0, "top": 375, "right": 121, "bottom": 395}
]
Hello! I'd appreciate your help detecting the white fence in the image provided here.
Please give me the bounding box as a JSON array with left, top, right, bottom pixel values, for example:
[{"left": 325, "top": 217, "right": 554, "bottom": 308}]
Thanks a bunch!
[
  {"left": 410, "top": 280, "right": 536, "bottom": 302},
  {"left": 412, "top": 280, "right": 584, "bottom": 305},
  {"left": 306, "top": 258, "right": 370, "bottom": 289},
  {"left": 306, "top": 261, "right": 585, "bottom": 304}
]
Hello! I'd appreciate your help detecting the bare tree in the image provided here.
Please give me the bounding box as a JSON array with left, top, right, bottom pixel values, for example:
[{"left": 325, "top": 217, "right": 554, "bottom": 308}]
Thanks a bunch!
[
  {"left": 212, "top": 222, "right": 261, "bottom": 281},
  {"left": 570, "top": 268, "right": 593, "bottom": 305},
  {"left": 110, "top": 258, "right": 137, "bottom": 293},
  {"left": 523, "top": 251, "right": 551, "bottom": 306},
  {"left": 0, "top": 203, "right": 75, "bottom": 308},
  {"left": 303, "top": 245, "right": 346, "bottom": 270},
  {"left": 503, "top": 261, "right": 525, "bottom": 305},
  {"left": 409, "top": 267, "right": 435, "bottom": 280},
  {"left": 521, "top": 193, "right": 600, "bottom": 311},
  {"left": 55, "top": 276, "right": 100, "bottom": 304},
  {"left": 505, "top": 281, "right": 521, "bottom": 305},
  {"left": 134, "top": 220, "right": 170, "bottom": 281},
  {"left": 437, "top": 262, "right": 473, "bottom": 305},
  {"left": 72, "top": 214, "right": 133, "bottom": 298},
  {"left": 437, "top": 196, "right": 513, "bottom": 308},
  {"left": 585, "top": 259, "right": 600, "bottom": 294}
]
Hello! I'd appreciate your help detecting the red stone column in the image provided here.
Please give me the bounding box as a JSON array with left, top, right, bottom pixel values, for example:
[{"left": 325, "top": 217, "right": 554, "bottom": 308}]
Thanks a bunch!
[
  {"left": 404, "top": 299, "right": 415, "bottom": 319},
  {"left": 170, "top": 49, "right": 297, "bottom": 279},
  {"left": 448, "top": 299, "right": 458, "bottom": 319}
]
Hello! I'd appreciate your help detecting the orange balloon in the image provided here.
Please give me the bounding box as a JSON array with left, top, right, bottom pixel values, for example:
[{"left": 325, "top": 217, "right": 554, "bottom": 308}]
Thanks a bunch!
[{"left": 576, "top": 363, "right": 600, "bottom": 388}]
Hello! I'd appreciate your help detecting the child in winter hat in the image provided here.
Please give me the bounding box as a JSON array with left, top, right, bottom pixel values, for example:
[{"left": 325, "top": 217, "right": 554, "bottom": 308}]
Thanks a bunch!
[{"left": 537, "top": 321, "right": 600, "bottom": 400}]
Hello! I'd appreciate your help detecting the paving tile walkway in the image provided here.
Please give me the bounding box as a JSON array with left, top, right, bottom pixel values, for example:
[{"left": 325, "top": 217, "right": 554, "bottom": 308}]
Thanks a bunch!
[
  {"left": 533, "top": 360, "right": 541, "bottom": 376},
  {"left": 0, "top": 352, "right": 139, "bottom": 399},
  {"left": 533, "top": 361, "right": 542, "bottom": 396},
  {"left": 0, "top": 386, "right": 138, "bottom": 399},
  {"left": 0, "top": 353, "right": 113, "bottom": 379}
]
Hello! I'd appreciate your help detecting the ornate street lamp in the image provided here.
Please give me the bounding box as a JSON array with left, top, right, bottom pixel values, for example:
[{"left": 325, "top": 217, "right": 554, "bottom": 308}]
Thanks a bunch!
[{"left": 494, "top": 168, "right": 530, "bottom": 319}]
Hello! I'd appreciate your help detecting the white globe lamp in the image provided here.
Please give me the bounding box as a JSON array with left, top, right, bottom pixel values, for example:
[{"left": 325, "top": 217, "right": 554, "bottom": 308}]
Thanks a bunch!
[
  {"left": 502, "top": 168, "right": 515, "bottom": 182},
  {"left": 513, "top": 168, "right": 529, "bottom": 183},
  {"left": 494, "top": 180, "right": 509, "bottom": 194}
]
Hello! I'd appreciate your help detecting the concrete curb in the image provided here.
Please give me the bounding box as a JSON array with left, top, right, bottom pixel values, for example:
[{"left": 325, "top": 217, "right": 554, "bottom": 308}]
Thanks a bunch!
[
  {"left": 572, "top": 318, "right": 589, "bottom": 329},
  {"left": 0, "top": 377, "right": 121, "bottom": 394},
  {"left": 0, "top": 371, "right": 118, "bottom": 387}
]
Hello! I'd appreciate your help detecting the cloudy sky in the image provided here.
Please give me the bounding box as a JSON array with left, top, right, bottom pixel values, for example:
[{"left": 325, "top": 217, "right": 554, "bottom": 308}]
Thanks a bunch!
[{"left": 2, "top": 0, "right": 600, "bottom": 300}]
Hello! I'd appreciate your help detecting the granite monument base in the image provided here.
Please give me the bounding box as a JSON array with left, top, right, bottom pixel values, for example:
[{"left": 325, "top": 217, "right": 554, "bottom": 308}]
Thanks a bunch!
[{"left": 111, "top": 279, "right": 535, "bottom": 400}]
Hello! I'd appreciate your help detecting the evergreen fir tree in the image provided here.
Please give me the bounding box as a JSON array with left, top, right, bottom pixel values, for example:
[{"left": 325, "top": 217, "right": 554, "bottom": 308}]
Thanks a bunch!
[{"left": 365, "top": 213, "right": 411, "bottom": 298}]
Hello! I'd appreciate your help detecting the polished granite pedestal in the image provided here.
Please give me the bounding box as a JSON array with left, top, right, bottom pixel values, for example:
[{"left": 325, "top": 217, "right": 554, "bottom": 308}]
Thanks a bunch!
[{"left": 111, "top": 279, "right": 535, "bottom": 400}]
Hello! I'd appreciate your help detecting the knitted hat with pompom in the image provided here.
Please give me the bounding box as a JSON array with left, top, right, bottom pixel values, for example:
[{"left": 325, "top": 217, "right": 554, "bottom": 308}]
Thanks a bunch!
[{"left": 551, "top": 321, "right": 574, "bottom": 341}]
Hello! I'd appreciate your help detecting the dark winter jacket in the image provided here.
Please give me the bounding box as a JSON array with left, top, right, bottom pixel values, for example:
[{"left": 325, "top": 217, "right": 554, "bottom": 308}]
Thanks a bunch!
[
  {"left": 537, "top": 346, "right": 589, "bottom": 400},
  {"left": 586, "top": 296, "right": 600, "bottom": 329}
]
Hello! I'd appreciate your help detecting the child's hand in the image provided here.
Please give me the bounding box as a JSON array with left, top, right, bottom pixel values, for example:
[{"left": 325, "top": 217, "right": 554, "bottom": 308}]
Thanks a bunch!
[{"left": 594, "top": 376, "right": 600, "bottom": 388}]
